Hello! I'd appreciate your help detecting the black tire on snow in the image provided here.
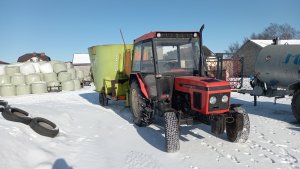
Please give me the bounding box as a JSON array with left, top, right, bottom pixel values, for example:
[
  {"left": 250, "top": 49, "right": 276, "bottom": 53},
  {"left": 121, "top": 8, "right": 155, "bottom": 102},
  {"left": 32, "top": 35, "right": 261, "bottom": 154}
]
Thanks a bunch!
[
  {"left": 129, "top": 81, "right": 151, "bottom": 126},
  {"left": 1, "top": 107, "right": 32, "bottom": 125},
  {"left": 0, "top": 100, "right": 8, "bottom": 108},
  {"left": 164, "top": 111, "right": 180, "bottom": 153},
  {"left": 29, "top": 117, "right": 59, "bottom": 138},
  {"left": 99, "top": 92, "right": 108, "bottom": 106},
  {"left": 292, "top": 90, "right": 300, "bottom": 122},
  {"left": 226, "top": 106, "right": 250, "bottom": 143}
]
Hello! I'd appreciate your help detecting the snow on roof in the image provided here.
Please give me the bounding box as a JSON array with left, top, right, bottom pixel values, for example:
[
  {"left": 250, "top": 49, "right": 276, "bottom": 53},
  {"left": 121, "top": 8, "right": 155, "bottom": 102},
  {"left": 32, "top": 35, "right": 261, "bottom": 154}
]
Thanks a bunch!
[
  {"left": 72, "top": 53, "right": 91, "bottom": 65},
  {"left": 250, "top": 39, "right": 300, "bottom": 47}
]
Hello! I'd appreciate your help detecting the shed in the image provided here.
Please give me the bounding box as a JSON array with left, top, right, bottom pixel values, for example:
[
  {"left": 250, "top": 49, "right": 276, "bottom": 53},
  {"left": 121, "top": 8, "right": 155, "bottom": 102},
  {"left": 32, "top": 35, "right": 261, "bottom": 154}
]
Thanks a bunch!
[
  {"left": 72, "top": 53, "right": 91, "bottom": 81},
  {"left": 235, "top": 39, "right": 300, "bottom": 76}
]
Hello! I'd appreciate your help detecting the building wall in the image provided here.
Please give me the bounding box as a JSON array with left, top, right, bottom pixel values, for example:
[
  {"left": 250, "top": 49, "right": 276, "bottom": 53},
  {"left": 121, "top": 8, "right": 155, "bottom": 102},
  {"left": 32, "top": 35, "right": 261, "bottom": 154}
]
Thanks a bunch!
[{"left": 236, "top": 42, "right": 263, "bottom": 77}]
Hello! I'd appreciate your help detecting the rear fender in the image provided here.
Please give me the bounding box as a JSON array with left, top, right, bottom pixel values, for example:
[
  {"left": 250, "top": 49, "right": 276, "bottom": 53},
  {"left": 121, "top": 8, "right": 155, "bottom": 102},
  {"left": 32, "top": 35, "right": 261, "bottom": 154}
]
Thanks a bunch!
[
  {"left": 288, "top": 80, "right": 300, "bottom": 91},
  {"left": 130, "top": 73, "right": 149, "bottom": 99}
]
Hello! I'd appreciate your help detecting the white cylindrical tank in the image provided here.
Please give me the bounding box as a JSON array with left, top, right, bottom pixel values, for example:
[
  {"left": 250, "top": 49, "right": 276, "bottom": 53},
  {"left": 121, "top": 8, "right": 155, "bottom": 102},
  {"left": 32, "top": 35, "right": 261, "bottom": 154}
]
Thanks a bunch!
[
  {"left": 39, "top": 62, "right": 53, "bottom": 73},
  {"left": 6, "top": 66, "right": 20, "bottom": 76},
  {"left": 0, "top": 65, "right": 6, "bottom": 75},
  {"left": 0, "top": 84, "right": 16, "bottom": 96},
  {"left": 0, "top": 75, "right": 11, "bottom": 85},
  {"left": 255, "top": 44, "right": 300, "bottom": 87},
  {"left": 73, "top": 79, "right": 81, "bottom": 90},
  {"left": 25, "top": 73, "right": 41, "bottom": 84},
  {"left": 62, "top": 80, "right": 74, "bottom": 91},
  {"left": 20, "top": 62, "right": 36, "bottom": 75},
  {"left": 11, "top": 73, "right": 25, "bottom": 85},
  {"left": 43, "top": 72, "right": 58, "bottom": 82},
  {"left": 31, "top": 82, "right": 47, "bottom": 94},
  {"left": 16, "top": 84, "right": 31, "bottom": 95},
  {"left": 76, "top": 69, "right": 84, "bottom": 81},
  {"left": 58, "top": 72, "right": 72, "bottom": 82},
  {"left": 67, "top": 68, "right": 76, "bottom": 80},
  {"left": 53, "top": 63, "right": 67, "bottom": 73}
]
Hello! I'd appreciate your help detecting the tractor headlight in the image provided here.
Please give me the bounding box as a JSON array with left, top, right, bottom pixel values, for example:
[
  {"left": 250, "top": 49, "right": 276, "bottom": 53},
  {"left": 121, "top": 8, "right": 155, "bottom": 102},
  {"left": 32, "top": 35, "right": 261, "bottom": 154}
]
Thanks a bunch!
[
  {"left": 209, "top": 96, "right": 217, "bottom": 104},
  {"left": 222, "top": 95, "right": 229, "bottom": 103},
  {"left": 156, "top": 33, "right": 161, "bottom": 38}
]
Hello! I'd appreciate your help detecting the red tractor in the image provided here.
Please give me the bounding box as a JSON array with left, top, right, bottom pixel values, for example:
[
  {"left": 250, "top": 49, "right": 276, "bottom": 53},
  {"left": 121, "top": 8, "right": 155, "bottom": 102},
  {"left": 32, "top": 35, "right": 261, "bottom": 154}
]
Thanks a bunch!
[{"left": 129, "top": 25, "right": 250, "bottom": 152}]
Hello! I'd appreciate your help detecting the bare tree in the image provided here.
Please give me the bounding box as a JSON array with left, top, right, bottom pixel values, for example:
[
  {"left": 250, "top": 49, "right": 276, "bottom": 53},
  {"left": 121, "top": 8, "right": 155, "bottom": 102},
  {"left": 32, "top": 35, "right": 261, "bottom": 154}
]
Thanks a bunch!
[
  {"left": 225, "top": 23, "right": 300, "bottom": 56},
  {"left": 250, "top": 23, "right": 300, "bottom": 39},
  {"left": 225, "top": 42, "right": 240, "bottom": 57}
]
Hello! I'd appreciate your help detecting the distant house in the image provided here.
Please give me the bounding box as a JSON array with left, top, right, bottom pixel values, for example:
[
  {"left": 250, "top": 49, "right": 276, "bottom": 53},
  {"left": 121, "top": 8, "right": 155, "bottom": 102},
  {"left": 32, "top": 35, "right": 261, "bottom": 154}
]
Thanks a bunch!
[
  {"left": 18, "top": 52, "right": 51, "bottom": 62},
  {"left": 235, "top": 39, "right": 300, "bottom": 76},
  {"left": 0, "top": 61, "right": 9, "bottom": 65},
  {"left": 72, "top": 53, "right": 91, "bottom": 81}
]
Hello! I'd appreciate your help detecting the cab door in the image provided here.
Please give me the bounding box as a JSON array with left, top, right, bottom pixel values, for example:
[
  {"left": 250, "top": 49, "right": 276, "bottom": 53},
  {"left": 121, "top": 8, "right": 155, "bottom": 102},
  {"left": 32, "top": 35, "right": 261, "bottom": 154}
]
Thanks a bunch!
[{"left": 140, "top": 41, "right": 157, "bottom": 98}]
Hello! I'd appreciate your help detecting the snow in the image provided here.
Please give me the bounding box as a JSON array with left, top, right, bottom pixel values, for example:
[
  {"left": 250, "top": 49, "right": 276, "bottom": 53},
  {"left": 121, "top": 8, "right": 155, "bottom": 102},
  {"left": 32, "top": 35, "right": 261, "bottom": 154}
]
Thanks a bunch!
[
  {"left": 250, "top": 39, "right": 300, "bottom": 47},
  {"left": 1, "top": 84, "right": 300, "bottom": 169},
  {"left": 72, "top": 54, "right": 90, "bottom": 65}
]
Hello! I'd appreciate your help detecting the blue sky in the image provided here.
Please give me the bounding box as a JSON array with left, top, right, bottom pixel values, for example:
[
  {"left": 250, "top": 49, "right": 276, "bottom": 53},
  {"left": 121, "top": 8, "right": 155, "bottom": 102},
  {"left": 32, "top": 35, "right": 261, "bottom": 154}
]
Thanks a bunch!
[{"left": 1, "top": 0, "right": 299, "bottom": 63}]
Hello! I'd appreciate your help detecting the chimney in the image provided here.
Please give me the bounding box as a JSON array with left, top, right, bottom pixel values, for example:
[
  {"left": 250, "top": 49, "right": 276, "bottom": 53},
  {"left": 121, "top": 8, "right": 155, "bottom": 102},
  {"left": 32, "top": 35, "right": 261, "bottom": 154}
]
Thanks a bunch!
[{"left": 272, "top": 37, "right": 279, "bottom": 45}]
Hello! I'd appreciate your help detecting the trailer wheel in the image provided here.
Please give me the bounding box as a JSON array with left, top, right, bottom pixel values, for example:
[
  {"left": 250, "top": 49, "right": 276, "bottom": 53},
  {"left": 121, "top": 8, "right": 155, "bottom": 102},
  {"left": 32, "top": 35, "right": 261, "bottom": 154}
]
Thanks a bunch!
[
  {"left": 292, "top": 90, "right": 300, "bottom": 122},
  {"left": 164, "top": 111, "right": 180, "bottom": 153},
  {"left": 130, "top": 81, "right": 152, "bottom": 126},
  {"left": 226, "top": 106, "right": 250, "bottom": 143},
  {"left": 99, "top": 92, "right": 108, "bottom": 106}
]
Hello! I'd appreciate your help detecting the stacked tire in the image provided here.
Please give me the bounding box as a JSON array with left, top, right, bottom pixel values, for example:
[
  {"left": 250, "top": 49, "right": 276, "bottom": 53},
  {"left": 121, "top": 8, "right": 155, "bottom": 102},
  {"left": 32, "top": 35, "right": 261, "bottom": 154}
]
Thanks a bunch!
[{"left": 0, "top": 100, "right": 59, "bottom": 138}]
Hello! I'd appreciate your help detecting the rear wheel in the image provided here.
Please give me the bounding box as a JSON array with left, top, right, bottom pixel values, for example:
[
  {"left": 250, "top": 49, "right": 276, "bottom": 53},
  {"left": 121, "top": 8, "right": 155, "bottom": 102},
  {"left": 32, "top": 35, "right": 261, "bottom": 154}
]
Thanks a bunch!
[
  {"left": 292, "top": 90, "right": 300, "bottom": 122},
  {"left": 99, "top": 92, "right": 108, "bottom": 106},
  {"left": 164, "top": 111, "right": 180, "bottom": 153},
  {"left": 130, "top": 81, "right": 152, "bottom": 126},
  {"left": 226, "top": 106, "right": 250, "bottom": 143}
]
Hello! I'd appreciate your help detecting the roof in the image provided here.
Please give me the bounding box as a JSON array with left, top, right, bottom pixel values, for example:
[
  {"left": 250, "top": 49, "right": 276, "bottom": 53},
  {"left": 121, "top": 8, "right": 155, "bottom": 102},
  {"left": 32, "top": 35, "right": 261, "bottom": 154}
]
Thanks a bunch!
[
  {"left": 250, "top": 39, "right": 300, "bottom": 47},
  {"left": 134, "top": 31, "right": 200, "bottom": 44},
  {"left": 72, "top": 53, "right": 91, "bottom": 65},
  {"left": 18, "top": 53, "right": 51, "bottom": 62},
  {"left": 0, "top": 61, "right": 9, "bottom": 64}
]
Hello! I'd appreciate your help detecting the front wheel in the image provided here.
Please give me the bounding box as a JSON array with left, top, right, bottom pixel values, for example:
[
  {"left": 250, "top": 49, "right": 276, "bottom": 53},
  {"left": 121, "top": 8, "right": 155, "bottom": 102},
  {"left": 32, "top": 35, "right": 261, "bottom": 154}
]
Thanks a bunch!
[
  {"left": 226, "top": 106, "right": 250, "bottom": 143},
  {"left": 164, "top": 111, "right": 180, "bottom": 153},
  {"left": 292, "top": 90, "right": 300, "bottom": 122}
]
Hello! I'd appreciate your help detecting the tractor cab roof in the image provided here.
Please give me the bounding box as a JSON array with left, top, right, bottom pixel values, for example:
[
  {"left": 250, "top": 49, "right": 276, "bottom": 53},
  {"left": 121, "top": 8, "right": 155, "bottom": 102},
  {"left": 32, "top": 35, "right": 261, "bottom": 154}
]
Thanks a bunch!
[{"left": 134, "top": 31, "right": 200, "bottom": 44}]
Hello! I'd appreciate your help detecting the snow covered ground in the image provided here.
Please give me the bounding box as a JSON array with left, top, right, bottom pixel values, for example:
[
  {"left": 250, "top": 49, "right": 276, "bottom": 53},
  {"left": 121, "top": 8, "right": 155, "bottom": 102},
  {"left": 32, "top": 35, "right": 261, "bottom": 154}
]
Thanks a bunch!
[{"left": 0, "top": 84, "right": 300, "bottom": 169}]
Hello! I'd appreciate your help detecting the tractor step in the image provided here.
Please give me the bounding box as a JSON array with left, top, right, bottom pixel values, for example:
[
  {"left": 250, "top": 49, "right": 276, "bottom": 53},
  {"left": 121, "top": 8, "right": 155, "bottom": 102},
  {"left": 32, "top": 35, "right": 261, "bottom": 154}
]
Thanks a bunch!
[{"left": 179, "top": 117, "right": 193, "bottom": 125}]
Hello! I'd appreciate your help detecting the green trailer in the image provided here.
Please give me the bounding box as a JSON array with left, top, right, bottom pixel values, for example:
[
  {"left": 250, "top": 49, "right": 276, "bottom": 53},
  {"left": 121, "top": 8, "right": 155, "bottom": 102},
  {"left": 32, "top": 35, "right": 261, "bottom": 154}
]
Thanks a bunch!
[{"left": 88, "top": 44, "right": 133, "bottom": 106}]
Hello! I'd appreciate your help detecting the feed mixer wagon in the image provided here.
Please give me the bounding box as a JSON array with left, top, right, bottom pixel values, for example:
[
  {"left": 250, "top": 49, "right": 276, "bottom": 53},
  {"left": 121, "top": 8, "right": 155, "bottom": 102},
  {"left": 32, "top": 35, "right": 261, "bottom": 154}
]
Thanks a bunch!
[{"left": 88, "top": 44, "right": 133, "bottom": 106}]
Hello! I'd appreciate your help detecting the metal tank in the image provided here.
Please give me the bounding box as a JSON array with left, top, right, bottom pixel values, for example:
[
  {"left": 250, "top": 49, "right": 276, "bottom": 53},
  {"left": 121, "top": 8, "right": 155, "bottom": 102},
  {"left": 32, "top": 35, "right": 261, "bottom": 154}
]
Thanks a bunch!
[
  {"left": 88, "top": 44, "right": 133, "bottom": 103},
  {"left": 255, "top": 44, "right": 300, "bottom": 88}
]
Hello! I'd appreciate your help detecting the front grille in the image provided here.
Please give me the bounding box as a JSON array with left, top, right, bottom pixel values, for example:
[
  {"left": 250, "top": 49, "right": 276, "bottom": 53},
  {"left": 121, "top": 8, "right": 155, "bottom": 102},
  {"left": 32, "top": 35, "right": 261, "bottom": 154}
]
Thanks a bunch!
[
  {"left": 193, "top": 92, "right": 201, "bottom": 109},
  {"left": 208, "top": 93, "right": 230, "bottom": 111}
]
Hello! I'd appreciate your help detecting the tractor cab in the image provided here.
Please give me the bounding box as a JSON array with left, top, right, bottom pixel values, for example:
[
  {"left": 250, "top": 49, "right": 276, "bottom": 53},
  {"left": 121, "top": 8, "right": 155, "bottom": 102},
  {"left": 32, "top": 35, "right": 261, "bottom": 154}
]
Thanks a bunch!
[{"left": 130, "top": 32, "right": 202, "bottom": 102}]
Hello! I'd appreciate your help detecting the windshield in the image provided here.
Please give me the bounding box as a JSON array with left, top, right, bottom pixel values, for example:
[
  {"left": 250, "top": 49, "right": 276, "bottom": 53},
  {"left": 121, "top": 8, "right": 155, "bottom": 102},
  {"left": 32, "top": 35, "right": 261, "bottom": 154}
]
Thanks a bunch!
[{"left": 154, "top": 38, "right": 200, "bottom": 73}]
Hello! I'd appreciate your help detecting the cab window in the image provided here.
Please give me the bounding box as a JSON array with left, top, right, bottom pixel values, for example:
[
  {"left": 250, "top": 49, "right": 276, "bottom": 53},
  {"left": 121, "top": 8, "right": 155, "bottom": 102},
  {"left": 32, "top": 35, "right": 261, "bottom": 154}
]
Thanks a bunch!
[
  {"left": 141, "top": 42, "right": 154, "bottom": 73},
  {"left": 132, "top": 44, "right": 142, "bottom": 72}
]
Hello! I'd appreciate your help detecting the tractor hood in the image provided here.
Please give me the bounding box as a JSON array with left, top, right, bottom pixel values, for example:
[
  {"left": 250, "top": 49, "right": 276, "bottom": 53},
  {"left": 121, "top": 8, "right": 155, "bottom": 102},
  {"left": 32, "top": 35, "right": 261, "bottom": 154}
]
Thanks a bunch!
[{"left": 175, "top": 76, "right": 231, "bottom": 91}]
